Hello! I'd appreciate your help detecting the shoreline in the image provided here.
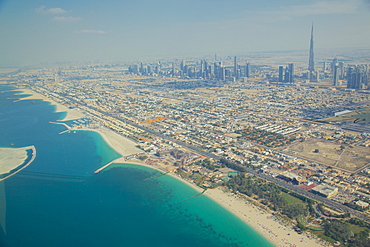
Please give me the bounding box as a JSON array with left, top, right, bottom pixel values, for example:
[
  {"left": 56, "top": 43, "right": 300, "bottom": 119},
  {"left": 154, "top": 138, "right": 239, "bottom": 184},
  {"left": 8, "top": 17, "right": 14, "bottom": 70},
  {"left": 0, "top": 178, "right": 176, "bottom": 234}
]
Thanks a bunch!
[
  {"left": 0, "top": 146, "right": 36, "bottom": 182},
  {"left": 204, "top": 187, "right": 327, "bottom": 247},
  {"left": 14, "top": 88, "right": 328, "bottom": 247},
  {"left": 116, "top": 160, "right": 327, "bottom": 247},
  {"left": 16, "top": 89, "right": 84, "bottom": 121}
]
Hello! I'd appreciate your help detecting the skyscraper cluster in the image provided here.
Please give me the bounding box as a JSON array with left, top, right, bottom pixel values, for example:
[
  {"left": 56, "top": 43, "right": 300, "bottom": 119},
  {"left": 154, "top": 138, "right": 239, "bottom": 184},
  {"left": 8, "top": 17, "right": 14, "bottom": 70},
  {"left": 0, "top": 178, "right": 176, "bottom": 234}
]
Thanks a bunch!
[
  {"left": 128, "top": 57, "right": 251, "bottom": 81},
  {"left": 347, "top": 65, "right": 369, "bottom": 89},
  {"left": 330, "top": 58, "right": 346, "bottom": 86},
  {"left": 127, "top": 25, "right": 369, "bottom": 90},
  {"left": 278, "top": 63, "right": 294, "bottom": 83},
  {"left": 129, "top": 62, "right": 162, "bottom": 75}
]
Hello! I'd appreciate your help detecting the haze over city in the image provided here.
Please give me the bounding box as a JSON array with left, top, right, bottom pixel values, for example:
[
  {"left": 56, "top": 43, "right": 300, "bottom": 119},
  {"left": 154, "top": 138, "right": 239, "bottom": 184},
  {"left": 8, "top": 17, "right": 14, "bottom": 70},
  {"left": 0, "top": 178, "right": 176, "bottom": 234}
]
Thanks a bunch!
[
  {"left": 1, "top": 0, "right": 370, "bottom": 66},
  {"left": 2, "top": 1, "right": 370, "bottom": 247}
]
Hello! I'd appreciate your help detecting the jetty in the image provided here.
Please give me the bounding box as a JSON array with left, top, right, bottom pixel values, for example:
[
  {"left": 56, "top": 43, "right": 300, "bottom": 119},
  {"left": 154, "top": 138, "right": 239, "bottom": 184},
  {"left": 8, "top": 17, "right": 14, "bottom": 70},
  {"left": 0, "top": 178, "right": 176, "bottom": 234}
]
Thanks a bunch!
[
  {"left": 181, "top": 189, "right": 207, "bottom": 202},
  {"left": 93, "top": 158, "right": 121, "bottom": 174},
  {"left": 59, "top": 129, "right": 70, "bottom": 134},
  {"left": 143, "top": 171, "right": 170, "bottom": 181},
  {"left": 49, "top": 121, "right": 70, "bottom": 130}
]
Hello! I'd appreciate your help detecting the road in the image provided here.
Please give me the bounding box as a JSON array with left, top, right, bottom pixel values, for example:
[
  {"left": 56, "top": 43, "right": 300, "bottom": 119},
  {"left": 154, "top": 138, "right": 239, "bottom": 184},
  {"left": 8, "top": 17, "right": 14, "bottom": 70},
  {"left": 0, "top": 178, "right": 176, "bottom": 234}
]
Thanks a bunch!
[{"left": 38, "top": 86, "right": 370, "bottom": 223}]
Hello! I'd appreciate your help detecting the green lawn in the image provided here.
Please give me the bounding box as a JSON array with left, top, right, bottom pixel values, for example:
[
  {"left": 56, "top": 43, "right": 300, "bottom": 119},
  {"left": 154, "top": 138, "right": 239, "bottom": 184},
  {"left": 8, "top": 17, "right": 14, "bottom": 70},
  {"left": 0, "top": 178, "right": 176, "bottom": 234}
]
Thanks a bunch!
[
  {"left": 297, "top": 215, "right": 323, "bottom": 231},
  {"left": 280, "top": 192, "right": 307, "bottom": 206},
  {"left": 297, "top": 215, "right": 307, "bottom": 225},
  {"left": 346, "top": 222, "right": 368, "bottom": 234},
  {"left": 307, "top": 225, "right": 324, "bottom": 231}
]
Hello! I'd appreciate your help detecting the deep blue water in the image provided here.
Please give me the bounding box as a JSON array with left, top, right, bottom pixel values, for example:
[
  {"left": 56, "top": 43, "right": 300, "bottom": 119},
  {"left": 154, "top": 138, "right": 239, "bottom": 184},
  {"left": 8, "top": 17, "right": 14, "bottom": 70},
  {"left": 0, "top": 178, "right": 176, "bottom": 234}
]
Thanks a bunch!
[{"left": 0, "top": 85, "right": 273, "bottom": 247}]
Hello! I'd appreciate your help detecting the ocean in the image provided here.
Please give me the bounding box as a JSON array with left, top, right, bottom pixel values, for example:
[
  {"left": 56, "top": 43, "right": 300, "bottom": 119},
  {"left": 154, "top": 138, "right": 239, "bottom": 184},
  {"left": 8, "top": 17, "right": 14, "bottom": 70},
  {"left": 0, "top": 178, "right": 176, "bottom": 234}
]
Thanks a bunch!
[{"left": 0, "top": 85, "right": 273, "bottom": 247}]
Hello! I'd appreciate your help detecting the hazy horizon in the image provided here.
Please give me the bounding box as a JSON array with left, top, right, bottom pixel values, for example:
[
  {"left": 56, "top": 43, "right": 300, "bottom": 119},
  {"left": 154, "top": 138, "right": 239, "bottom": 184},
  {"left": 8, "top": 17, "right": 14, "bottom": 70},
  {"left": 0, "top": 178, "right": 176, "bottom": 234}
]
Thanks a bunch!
[{"left": 1, "top": 0, "right": 370, "bottom": 67}]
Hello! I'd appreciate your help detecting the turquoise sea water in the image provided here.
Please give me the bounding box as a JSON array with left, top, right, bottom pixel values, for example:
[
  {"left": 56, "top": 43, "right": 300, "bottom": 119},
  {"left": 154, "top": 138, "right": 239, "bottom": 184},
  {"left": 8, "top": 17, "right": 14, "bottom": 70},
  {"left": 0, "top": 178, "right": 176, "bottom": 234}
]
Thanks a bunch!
[{"left": 0, "top": 85, "right": 274, "bottom": 247}]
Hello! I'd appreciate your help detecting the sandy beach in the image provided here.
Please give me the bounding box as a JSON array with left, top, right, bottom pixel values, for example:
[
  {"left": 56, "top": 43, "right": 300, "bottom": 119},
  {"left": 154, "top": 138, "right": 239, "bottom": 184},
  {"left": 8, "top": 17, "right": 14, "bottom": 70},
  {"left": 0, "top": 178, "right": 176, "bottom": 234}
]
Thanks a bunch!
[
  {"left": 90, "top": 127, "right": 142, "bottom": 157},
  {"left": 119, "top": 159, "right": 328, "bottom": 247},
  {"left": 120, "top": 161, "right": 204, "bottom": 193},
  {"left": 205, "top": 187, "right": 328, "bottom": 247},
  {"left": 16, "top": 88, "right": 141, "bottom": 157},
  {"left": 16, "top": 89, "right": 84, "bottom": 121},
  {"left": 13, "top": 88, "right": 329, "bottom": 247}
]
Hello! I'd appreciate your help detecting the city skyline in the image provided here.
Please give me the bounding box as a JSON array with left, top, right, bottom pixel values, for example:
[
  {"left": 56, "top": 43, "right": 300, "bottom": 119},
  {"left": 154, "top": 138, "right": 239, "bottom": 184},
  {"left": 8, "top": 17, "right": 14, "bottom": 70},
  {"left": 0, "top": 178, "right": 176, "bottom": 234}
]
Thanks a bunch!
[{"left": 0, "top": 0, "right": 370, "bottom": 67}]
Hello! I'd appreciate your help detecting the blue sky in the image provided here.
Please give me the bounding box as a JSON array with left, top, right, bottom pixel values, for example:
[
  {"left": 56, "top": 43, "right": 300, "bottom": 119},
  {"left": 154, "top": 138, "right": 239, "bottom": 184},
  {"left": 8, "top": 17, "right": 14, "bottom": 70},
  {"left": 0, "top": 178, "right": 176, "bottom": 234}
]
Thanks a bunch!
[{"left": 0, "top": 0, "right": 369, "bottom": 66}]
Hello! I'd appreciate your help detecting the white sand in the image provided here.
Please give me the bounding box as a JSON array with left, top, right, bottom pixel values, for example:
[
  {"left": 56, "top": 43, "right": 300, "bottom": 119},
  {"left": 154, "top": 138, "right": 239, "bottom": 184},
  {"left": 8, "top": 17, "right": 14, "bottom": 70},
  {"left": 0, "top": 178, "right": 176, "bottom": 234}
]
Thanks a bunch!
[
  {"left": 16, "top": 89, "right": 84, "bottom": 121},
  {"left": 205, "top": 187, "right": 328, "bottom": 247},
  {"left": 16, "top": 88, "right": 141, "bottom": 157},
  {"left": 0, "top": 146, "right": 36, "bottom": 182},
  {"left": 81, "top": 127, "right": 142, "bottom": 157},
  {"left": 112, "top": 159, "right": 327, "bottom": 247},
  {"left": 12, "top": 88, "right": 329, "bottom": 246},
  {"left": 0, "top": 147, "right": 29, "bottom": 175}
]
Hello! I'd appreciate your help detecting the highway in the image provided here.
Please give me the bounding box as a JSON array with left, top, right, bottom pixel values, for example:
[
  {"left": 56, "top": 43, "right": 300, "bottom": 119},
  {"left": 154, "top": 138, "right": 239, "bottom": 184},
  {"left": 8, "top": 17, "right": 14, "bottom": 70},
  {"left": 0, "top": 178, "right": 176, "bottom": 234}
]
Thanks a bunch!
[{"left": 39, "top": 86, "right": 370, "bottom": 223}]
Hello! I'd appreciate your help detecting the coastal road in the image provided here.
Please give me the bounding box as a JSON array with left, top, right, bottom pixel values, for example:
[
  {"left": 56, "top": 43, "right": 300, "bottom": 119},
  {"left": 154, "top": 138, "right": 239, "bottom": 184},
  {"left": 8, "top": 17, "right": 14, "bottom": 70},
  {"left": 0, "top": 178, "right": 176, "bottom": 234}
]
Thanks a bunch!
[
  {"left": 36, "top": 86, "right": 370, "bottom": 223},
  {"left": 80, "top": 102, "right": 370, "bottom": 222}
]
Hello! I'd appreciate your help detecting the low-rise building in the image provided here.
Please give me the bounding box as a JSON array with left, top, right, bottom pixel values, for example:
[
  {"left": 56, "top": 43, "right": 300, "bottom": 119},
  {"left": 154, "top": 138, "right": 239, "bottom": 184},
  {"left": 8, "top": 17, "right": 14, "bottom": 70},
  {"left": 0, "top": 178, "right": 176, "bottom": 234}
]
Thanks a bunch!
[{"left": 311, "top": 184, "right": 338, "bottom": 198}]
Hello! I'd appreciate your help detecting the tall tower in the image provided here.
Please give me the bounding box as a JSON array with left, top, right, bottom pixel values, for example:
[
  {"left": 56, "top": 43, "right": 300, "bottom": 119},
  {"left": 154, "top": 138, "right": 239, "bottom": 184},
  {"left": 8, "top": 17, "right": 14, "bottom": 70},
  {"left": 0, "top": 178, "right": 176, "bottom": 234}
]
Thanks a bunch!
[
  {"left": 180, "top": 60, "right": 185, "bottom": 72},
  {"left": 308, "top": 24, "right": 315, "bottom": 81},
  {"left": 171, "top": 62, "right": 175, "bottom": 77},
  {"left": 245, "top": 62, "right": 250, "bottom": 78},
  {"left": 234, "top": 56, "right": 238, "bottom": 77},
  {"left": 333, "top": 65, "right": 339, "bottom": 86},
  {"left": 289, "top": 63, "right": 294, "bottom": 83},
  {"left": 278, "top": 66, "right": 284, "bottom": 82}
]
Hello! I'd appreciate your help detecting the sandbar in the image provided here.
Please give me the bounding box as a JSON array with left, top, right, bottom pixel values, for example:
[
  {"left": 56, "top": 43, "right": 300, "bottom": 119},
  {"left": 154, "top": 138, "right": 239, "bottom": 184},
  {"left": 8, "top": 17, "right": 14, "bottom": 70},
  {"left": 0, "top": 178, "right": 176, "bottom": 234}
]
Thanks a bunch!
[
  {"left": 0, "top": 146, "right": 36, "bottom": 181},
  {"left": 0, "top": 147, "right": 28, "bottom": 175}
]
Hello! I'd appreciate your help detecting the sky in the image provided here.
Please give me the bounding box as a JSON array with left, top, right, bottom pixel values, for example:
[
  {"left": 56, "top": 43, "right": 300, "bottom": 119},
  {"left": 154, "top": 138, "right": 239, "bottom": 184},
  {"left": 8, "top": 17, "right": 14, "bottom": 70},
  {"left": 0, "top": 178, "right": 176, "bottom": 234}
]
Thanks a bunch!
[{"left": 0, "top": 0, "right": 370, "bottom": 66}]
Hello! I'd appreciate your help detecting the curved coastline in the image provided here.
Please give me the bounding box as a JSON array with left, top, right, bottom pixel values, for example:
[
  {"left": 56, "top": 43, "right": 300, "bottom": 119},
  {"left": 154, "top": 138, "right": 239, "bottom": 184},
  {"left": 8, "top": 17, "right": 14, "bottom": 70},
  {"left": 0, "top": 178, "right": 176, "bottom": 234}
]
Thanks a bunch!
[
  {"left": 14, "top": 88, "right": 327, "bottom": 247},
  {"left": 0, "top": 146, "right": 36, "bottom": 182},
  {"left": 108, "top": 161, "right": 326, "bottom": 247}
]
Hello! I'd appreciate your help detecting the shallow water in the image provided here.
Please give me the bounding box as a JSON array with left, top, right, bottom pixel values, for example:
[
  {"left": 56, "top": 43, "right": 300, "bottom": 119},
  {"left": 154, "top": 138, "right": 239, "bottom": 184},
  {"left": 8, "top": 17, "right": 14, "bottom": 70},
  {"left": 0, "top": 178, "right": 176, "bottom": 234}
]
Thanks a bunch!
[{"left": 0, "top": 85, "right": 273, "bottom": 247}]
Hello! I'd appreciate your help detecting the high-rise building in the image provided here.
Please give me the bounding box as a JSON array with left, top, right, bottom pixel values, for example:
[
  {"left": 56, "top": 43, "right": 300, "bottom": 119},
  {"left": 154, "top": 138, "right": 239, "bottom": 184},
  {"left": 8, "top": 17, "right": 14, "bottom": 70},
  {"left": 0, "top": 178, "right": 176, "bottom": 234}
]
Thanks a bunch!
[
  {"left": 289, "top": 63, "right": 294, "bottom": 83},
  {"left": 180, "top": 60, "right": 185, "bottom": 72},
  {"left": 171, "top": 62, "right": 175, "bottom": 77},
  {"left": 332, "top": 57, "right": 338, "bottom": 73},
  {"left": 234, "top": 56, "right": 237, "bottom": 77},
  {"left": 338, "top": 62, "right": 345, "bottom": 79},
  {"left": 308, "top": 24, "right": 315, "bottom": 81},
  {"left": 236, "top": 68, "right": 241, "bottom": 80},
  {"left": 347, "top": 65, "right": 369, "bottom": 89},
  {"left": 333, "top": 65, "right": 339, "bottom": 86},
  {"left": 278, "top": 66, "right": 284, "bottom": 82},
  {"left": 140, "top": 62, "right": 144, "bottom": 74},
  {"left": 323, "top": 62, "right": 328, "bottom": 72},
  {"left": 200, "top": 60, "right": 205, "bottom": 78},
  {"left": 245, "top": 62, "right": 250, "bottom": 78},
  {"left": 220, "top": 67, "right": 226, "bottom": 81},
  {"left": 283, "top": 63, "right": 294, "bottom": 83},
  {"left": 214, "top": 62, "right": 219, "bottom": 79},
  {"left": 203, "top": 59, "right": 208, "bottom": 78},
  {"left": 284, "top": 66, "right": 290, "bottom": 83},
  {"left": 155, "top": 61, "right": 161, "bottom": 74}
]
